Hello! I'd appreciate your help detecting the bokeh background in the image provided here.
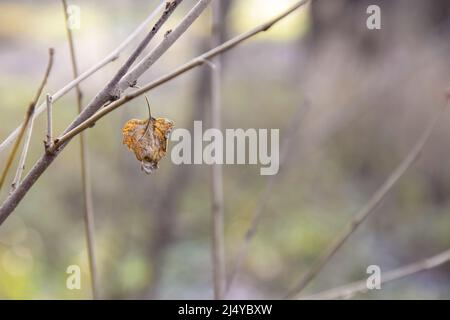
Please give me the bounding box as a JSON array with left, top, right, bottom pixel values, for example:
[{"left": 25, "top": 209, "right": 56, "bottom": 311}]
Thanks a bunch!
[{"left": 1, "top": 0, "right": 450, "bottom": 299}]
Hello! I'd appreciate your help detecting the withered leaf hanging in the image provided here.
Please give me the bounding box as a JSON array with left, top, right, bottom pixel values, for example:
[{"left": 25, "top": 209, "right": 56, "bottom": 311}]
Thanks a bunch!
[{"left": 122, "top": 117, "right": 174, "bottom": 174}]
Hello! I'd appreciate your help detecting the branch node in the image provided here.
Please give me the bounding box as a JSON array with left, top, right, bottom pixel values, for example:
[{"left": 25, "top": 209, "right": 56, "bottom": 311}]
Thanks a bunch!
[
  {"left": 200, "top": 58, "right": 217, "bottom": 70},
  {"left": 45, "top": 93, "right": 53, "bottom": 151},
  {"left": 165, "top": 0, "right": 177, "bottom": 11}
]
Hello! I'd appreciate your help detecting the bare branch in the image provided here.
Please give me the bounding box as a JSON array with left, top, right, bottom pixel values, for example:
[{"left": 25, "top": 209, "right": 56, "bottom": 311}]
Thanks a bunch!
[
  {"left": 10, "top": 101, "right": 40, "bottom": 193},
  {"left": 0, "top": 108, "right": 33, "bottom": 194},
  {"left": 0, "top": 48, "right": 54, "bottom": 193},
  {"left": 300, "top": 249, "right": 450, "bottom": 300},
  {"left": 0, "top": 0, "right": 308, "bottom": 226},
  {"left": 209, "top": 0, "right": 226, "bottom": 300},
  {"left": 108, "top": 0, "right": 185, "bottom": 98},
  {"left": 285, "top": 97, "right": 449, "bottom": 299},
  {"left": 0, "top": 0, "right": 188, "bottom": 223},
  {"left": 118, "top": 0, "right": 214, "bottom": 92},
  {"left": 61, "top": 0, "right": 99, "bottom": 300},
  {"left": 45, "top": 94, "right": 53, "bottom": 151},
  {"left": 0, "top": 1, "right": 166, "bottom": 153},
  {"left": 54, "top": 0, "right": 310, "bottom": 149}
]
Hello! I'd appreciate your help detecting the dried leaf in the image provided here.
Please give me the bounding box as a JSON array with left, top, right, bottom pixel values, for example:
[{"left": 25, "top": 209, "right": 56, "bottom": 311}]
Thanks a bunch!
[{"left": 122, "top": 117, "right": 174, "bottom": 174}]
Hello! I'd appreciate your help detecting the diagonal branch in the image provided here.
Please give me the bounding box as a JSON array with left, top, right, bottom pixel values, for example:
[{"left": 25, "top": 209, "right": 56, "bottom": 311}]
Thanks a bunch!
[
  {"left": 0, "top": 0, "right": 211, "bottom": 225},
  {"left": 61, "top": 0, "right": 99, "bottom": 300},
  {"left": 0, "top": 48, "right": 54, "bottom": 193},
  {"left": 300, "top": 249, "right": 450, "bottom": 300},
  {"left": 117, "top": 0, "right": 214, "bottom": 93},
  {"left": 0, "top": 0, "right": 308, "bottom": 226},
  {"left": 62, "top": 0, "right": 184, "bottom": 130},
  {"left": 108, "top": 0, "right": 185, "bottom": 99},
  {"left": 285, "top": 95, "right": 449, "bottom": 299},
  {"left": 0, "top": 1, "right": 166, "bottom": 153},
  {"left": 10, "top": 110, "right": 36, "bottom": 193},
  {"left": 53, "top": 0, "right": 310, "bottom": 149},
  {"left": 45, "top": 94, "right": 53, "bottom": 151}
]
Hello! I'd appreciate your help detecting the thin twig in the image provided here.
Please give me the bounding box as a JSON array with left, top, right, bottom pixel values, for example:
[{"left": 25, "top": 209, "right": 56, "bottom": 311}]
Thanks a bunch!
[
  {"left": 0, "top": 0, "right": 308, "bottom": 226},
  {"left": 45, "top": 94, "right": 53, "bottom": 151},
  {"left": 0, "top": 1, "right": 166, "bottom": 153},
  {"left": 10, "top": 102, "right": 39, "bottom": 193},
  {"left": 61, "top": 0, "right": 99, "bottom": 300},
  {"left": 300, "top": 249, "right": 450, "bottom": 300},
  {"left": 129, "top": 84, "right": 152, "bottom": 142},
  {"left": 107, "top": 0, "right": 185, "bottom": 99},
  {"left": 285, "top": 97, "right": 449, "bottom": 299},
  {"left": 53, "top": 0, "right": 310, "bottom": 150},
  {"left": 209, "top": 0, "right": 226, "bottom": 300},
  {"left": 118, "top": 0, "right": 214, "bottom": 93},
  {"left": 24, "top": 48, "right": 54, "bottom": 118},
  {"left": 226, "top": 100, "right": 310, "bottom": 296},
  {"left": 2, "top": 107, "right": 35, "bottom": 194},
  {"left": 0, "top": 49, "right": 54, "bottom": 194},
  {"left": 0, "top": 0, "right": 187, "bottom": 223},
  {"left": 141, "top": 39, "right": 213, "bottom": 299}
]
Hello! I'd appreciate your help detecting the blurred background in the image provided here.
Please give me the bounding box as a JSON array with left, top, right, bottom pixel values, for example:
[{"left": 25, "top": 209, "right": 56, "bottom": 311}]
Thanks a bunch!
[{"left": 0, "top": 0, "right": 450, "bottom": 299}]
